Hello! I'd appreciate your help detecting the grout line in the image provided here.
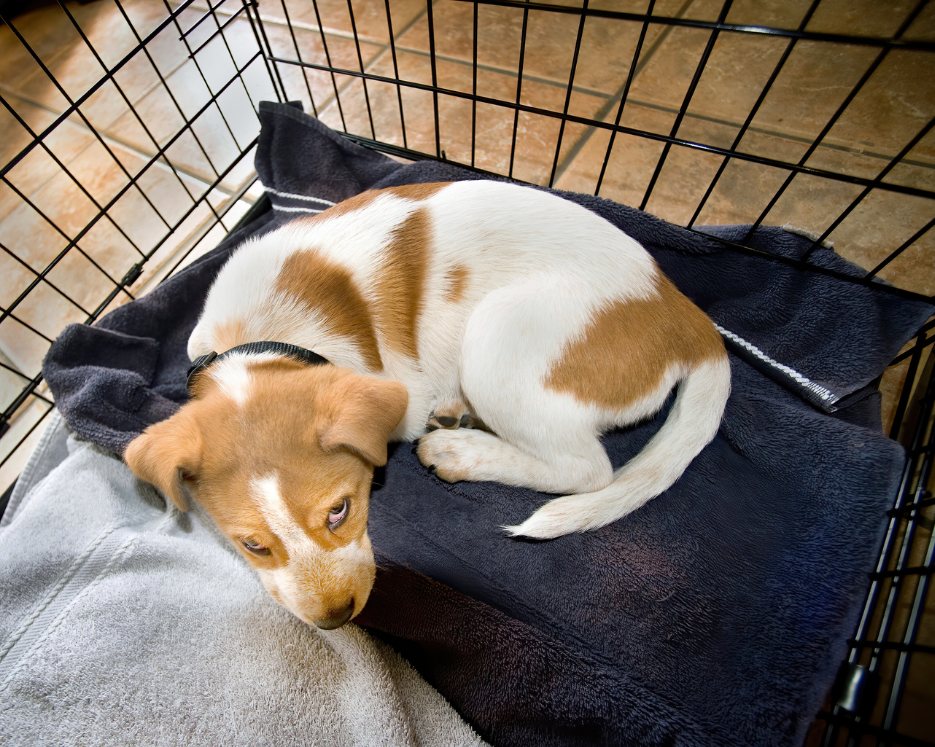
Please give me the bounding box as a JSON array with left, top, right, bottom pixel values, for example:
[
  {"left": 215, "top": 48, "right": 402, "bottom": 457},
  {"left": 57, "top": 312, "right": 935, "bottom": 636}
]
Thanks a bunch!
[
  {"left": 550, "top": 0, "right": 695, "bottom": 184},
  {"left": 243, "top": 3, "right": 935, "bottom": 178},
  {"left": 0, "top": 86, "right": 254, "bottom": 204},
  {"left": 297, "top": 4, "right": 429, "bottom": 135}
]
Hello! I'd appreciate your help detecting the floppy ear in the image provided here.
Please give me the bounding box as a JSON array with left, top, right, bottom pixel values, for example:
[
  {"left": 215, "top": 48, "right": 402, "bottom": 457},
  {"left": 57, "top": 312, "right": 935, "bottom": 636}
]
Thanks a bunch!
[
  {"left": 124, "top": 408, "right": 203, "bottom": 511},
  {"left": 320, "top": 375, "right": 408, "bottom": 467}
]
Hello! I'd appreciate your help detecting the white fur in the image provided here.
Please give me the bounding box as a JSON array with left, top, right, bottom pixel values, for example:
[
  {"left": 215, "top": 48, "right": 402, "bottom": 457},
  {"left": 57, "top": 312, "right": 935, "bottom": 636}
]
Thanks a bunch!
[
  {"left": 192, "top": 181, "right": 730, "bottom": 538},
  {"left": 209, "top": 352, "right": 279, "bottom": 406}
]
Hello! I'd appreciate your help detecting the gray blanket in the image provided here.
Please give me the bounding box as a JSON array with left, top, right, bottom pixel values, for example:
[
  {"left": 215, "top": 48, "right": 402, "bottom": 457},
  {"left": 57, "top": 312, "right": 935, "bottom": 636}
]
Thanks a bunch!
[{"left": 0, "top": 413, "right": 485, "bottom": 747}]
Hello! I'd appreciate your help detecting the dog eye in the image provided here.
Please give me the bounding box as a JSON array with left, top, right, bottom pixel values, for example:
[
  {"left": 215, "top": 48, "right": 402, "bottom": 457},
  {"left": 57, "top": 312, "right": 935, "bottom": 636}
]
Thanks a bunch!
[
  {"left": 327, "top": 498, "right": 349, "bottom": 530},
  {"left": 242, "top": 539, "right": 271, "bottom": 556}
]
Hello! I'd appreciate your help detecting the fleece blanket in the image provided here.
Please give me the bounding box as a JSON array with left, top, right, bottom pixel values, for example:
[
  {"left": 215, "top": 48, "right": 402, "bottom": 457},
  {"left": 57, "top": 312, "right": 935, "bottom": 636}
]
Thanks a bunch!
[
  {"left": 39, "top": 102, "right": 934, "bottom": 746},
  {"left": 0, "top": 412, "right": 486, "bottom": 747}
]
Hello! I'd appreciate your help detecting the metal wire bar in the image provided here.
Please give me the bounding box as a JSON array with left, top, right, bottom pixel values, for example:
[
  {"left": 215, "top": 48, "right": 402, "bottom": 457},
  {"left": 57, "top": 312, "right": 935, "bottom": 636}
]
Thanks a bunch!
[
  {"left": 800, "top": 115, "right": 935, "bottom": 262},
  {"left": 0, "top": 0, "right": 204, "bottom": 180},
  {"left": 891, "top": 327, "right": 935, "bottom": 367},
  {"left": 455, "top": 0, "right": 935, "bottom": 52},
  {"left": 0, "top": 241, "right": 92, "bottom": 317},
  {"left": 470, "top": 0, "right": 478, "bottom": 167},
  {"left": 242, "top": 0, "right": 289, "bottom": 103},
  {"left": 817, "top": 708, "right": 935, "bottom": 747},
  {"left": 267, "top": 54, "right": 935, "bottom": 203},
  {"left": 425, "top": 0, "right": 441, "bottom": 158},
  {"left": 191, "top": 2, "right": 265, "bottom": 130},
  {"left": 346, "top": 0, "right": 376, "bottom": 140},
  {"left": 847, "top": 639, "right": 935, "bottom": 656},
  {"left": 383, "top": 0, "right": 408, "bottom": 149},
  {"left": 884, "top": 466, "right": 935, "bottom": 734},
  {"left": 114, "top": 0, "right": 229, "bottom": 208},
  {"left": 160, "top": 0, "right": 248, "bottom": 230},
  {"left": 76, "top": 0, "right": 208, "bottom": 227},
  {"left": 0, "top": 308, "right": 54, "bottom": 345},
  {"left": 275, "top": 0, "right": 319, "bottom": 116},
  {"left": 0, "top": 92, "right": 146, "bottom": 264},
  {"left": 0, "top": 136, "right": 258, "bottom": 431},
  {"left": 55, "top": 0, "right": 188, "bottom": 238},
  {"left": 638, "top": 0, "right": 732, "bottom": 212},
  {"left": 507, "top": 1, "right": 530, "bottom": 178},
  {"left": 741, "top": 0, "right": 929, "bottom": 243},
  {"left": 686, "top": 0, "right": 820, "bottom": 228},
  {"left": 0, "top": 361, "right": 53, "bottom": 407},
  {"left": 2, "top": 6, "right": 178, "bottom": 263},
  {"left": 177, "top": 0, "right": 236, "bottom": 44},
  {"left": 0, "top": 403, "right": 53, "bottom": 469},
  {"left": 0, "top": 51, "right": 264, "bottom": 326},
  {"left": 595, "top": 0, "right": 655, "bottom": 197},
  {"left": 546, "top": 0, "right": 587, "bottom": 188},
  {"left": 869, "top": 217, "right": 935, "bottom": 280},
  {"left": 156, "top": 171, "right": 258, "bottom": 281},
  {"left": 833, "top": 350, "right": 935, "bottom": 742},
  {"left": 309, "top": 0, "right": 348, "bottom": 131},
  {"left": 0, "top": 175, "right": 129, "bottom": 317}
]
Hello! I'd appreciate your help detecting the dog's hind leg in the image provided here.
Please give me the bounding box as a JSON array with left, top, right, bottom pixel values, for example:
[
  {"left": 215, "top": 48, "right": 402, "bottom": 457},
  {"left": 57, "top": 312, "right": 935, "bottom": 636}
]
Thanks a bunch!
[
  {"left": 417, "top": 425, "right": 612, "bottom": 494},
  {"left": 417, "top": 281, "right": 616, "bottom": 495}
]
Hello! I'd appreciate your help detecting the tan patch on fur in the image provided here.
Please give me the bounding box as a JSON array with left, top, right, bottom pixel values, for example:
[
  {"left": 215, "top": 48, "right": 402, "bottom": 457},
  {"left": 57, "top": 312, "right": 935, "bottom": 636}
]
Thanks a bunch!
[
  {"left": 211, "top": 319, "right": 247, "bottom": 352},
  {"left": 275, "top": 251, "right": 384, "bottom": 372},
  {"left": 443, "top": 264, "right": 469, "bottom": 304},
  {"left": 545, "top": 274, "right": 725, "bottom": 410},
  {"left": 371, "top": 207, "right": 430, "bottom": 359},
  {"left": 381, "top": 182, "right": 451, "bottom": 201},
  {"left": 300, "top": 183, "right": 451, "bottom": 225}
]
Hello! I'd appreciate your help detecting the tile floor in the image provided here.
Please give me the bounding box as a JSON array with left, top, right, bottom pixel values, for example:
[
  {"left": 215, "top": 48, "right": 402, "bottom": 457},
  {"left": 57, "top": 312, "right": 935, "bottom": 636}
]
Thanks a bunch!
[{"left": 0, "top": 0, "right": 933, "bottom": 737}]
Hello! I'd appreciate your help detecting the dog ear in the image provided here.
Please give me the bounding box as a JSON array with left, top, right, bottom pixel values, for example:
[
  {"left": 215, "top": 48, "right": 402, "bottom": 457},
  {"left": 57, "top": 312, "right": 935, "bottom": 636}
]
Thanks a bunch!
[
  {"left": 320, "top": 375, "right": 408, "bottom": 467},
  {"left": 124, "top": 409, "right": 203, "bottom": 511}
]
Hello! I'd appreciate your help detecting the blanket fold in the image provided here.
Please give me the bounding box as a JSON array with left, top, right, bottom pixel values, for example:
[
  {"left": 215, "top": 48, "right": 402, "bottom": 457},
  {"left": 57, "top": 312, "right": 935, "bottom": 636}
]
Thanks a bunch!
[{"left": 35, "top": 102, "right": 933, "bottom": 747}]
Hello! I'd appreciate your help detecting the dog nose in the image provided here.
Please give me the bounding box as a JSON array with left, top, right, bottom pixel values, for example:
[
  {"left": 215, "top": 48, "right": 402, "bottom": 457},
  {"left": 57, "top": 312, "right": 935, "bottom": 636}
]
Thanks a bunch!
[{"left": 314, "top": 599, "right": 355, "bottom": 630}]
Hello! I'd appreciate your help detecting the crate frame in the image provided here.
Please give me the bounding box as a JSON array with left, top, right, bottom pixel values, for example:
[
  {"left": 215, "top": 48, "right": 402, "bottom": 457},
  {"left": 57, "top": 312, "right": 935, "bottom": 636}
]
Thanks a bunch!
[{"left": 0, "top": 1, "right": 934, "bottom": 744}]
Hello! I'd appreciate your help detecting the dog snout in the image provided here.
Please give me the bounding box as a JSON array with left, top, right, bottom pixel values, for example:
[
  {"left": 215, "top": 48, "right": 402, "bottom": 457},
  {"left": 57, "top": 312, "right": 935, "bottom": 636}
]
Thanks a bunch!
[{"left": 313, "top": 598, "right": 355, "bottom": 630}]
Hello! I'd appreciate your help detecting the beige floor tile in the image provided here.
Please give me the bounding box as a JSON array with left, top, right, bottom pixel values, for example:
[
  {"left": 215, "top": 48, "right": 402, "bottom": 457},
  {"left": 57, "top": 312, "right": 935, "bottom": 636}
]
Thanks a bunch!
[
  {"left": 0, "top": 363, "right": 32, "bottom": 413},
  {"left": 0, "top": 97, "right": 97, "bottom": 222},
  {"left": 258, "top": 0, "right": 426, "bottom": 46},
  {"left": 553, "top": 101, "right": 935, "bottom": 297},
  {"left": 806, "top": 0, "right": 927, "bottom": 37},
  {"left": 553, "top": 104, "right": 677, "bottom": 208},
  {"left": 263, "top": 15, "right": 385, "bottom": 73},
  {"left": 806, "top": 50, "right": 935, "bottom": 174},
  {"left": 0, "top": 2, "right": 80, "bottom": 69},
  {"left": 397, "top": 0, "right": 685, "bottom": 103},
  {"left": 319, "top": 49, "right": 606, "bottom": 185},
  {"left": 817, "top": 190, "right": 935, "bottom": 296},
  {"left": 905, "top": 2, "right": 935, "bottom": 40},
  {"left": 104, "top": 33, "right": 271, "bottom": 194},
  {"left": 0, "top": 281, "right": 84, "bottom": 374},
  {"left": 724, "top": 0, "right": 815, "bottom": 29},
  {"left": 258, "top": 21, "right": 386, "bottom": 114},
  {"left": 15, "top": 53, "right": 132, "bottom": 134}
]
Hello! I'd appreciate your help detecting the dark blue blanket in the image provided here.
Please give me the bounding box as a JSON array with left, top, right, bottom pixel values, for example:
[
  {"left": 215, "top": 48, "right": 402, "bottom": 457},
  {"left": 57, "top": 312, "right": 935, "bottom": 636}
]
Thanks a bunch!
[{"left": 44, "top": 102, "right": 933, "bottom": 746}]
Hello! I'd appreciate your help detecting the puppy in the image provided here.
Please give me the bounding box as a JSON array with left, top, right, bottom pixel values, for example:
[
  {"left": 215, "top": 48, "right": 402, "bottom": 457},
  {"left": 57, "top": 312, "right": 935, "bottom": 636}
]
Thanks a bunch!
[{"left": 125, "top": 180, "right": 730, "bottom": 629}]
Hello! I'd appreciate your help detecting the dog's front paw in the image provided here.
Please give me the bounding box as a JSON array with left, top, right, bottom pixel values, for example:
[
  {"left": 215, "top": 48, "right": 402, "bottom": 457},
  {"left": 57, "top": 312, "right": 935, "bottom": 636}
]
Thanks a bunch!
[{"left": 417, "top": 429, "right": 483, "bottom": 483}]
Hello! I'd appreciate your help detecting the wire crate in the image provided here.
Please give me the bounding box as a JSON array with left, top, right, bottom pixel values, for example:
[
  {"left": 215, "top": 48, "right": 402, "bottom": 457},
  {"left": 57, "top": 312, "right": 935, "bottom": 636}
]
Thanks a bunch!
[{"left": 0, "top": 0, "right": 933, "bottom": 744}]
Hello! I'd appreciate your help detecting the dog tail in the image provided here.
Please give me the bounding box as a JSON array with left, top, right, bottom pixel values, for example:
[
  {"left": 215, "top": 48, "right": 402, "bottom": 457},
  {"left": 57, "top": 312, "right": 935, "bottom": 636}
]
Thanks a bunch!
[{"left": 504, "top": 353, "right": 731, "bottom": 539}]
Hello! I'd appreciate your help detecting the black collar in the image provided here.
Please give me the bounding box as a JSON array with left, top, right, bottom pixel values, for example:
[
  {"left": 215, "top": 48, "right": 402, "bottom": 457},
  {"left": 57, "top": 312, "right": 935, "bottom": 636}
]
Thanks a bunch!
[{"left": 187, "top": 341, "right": 330, "bottom": 392}]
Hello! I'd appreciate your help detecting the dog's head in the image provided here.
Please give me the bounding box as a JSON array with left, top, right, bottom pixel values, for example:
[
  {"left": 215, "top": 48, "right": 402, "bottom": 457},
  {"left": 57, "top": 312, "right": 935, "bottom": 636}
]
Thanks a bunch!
[{"left": 125, "top": 355, "right": 408, "bottom": 629}]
